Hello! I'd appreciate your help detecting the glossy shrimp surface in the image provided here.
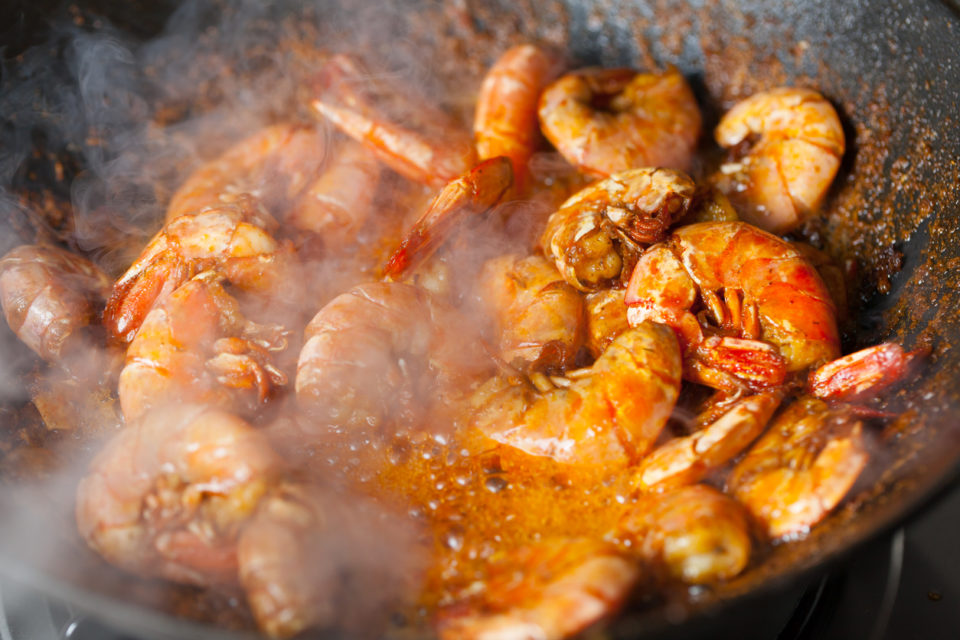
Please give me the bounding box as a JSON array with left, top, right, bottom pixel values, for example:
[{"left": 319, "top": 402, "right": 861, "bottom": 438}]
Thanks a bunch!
[
  {"left": 296, "top": 281, "right": 490, "bottom": 433},
  {"left": 713, "top": 87, "right": 845, "bottom": 234},
  {"left": 75, "top": 405, "right": 281, "bottom": 586},
  {"left": 539, "top": 67, "right": 701, "bottom": 177},
  {"left": 479, "top": 253, "right": 584, "bottom": 374},
  {"left": 118, "top": 273, "right": 288, "bottom": 422},
  {"left": 474, "top": 44, "right": 563, "bottom": 192},
  {"left": 728, "top": 396, "right": 869, "bottom": 539},
  {"left": 311, "top": 54, "right": 476, "bottom": 187},
  {"left": 626, "top": 221, "right": 840, "bottom": 389},
  {"left": 541, "top": 167, "right": 697, "bottom": 291},
  {"left": 470, "top": 322, "right": 681, "bottom": 468},
  {"left": 103, "top": 198, "right": 295, "bottom": 343},
  {"left": 0, "top": 244, "right": 111, "bottom": 362}
]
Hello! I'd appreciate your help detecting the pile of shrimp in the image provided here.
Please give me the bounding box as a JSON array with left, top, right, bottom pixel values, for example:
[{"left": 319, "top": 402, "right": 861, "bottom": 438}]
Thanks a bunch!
[{"left": 1, "top": 43, "right": 923, "bottom": 640}]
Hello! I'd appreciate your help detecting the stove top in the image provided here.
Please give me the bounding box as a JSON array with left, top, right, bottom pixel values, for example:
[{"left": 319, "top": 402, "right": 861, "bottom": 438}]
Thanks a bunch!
[{"left": 3, "top": 485, "right": 959, "bottom": 640}]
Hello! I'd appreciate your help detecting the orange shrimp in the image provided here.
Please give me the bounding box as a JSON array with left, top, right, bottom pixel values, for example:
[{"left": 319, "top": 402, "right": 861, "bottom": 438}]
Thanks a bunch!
[
  {"left": 728, "top": 396, "right": 868, "bottom": 539},
  {"left": 625, "top": 221, "right": 840, "bottom": 391},
  {"left": 478, "top": 253, "right": 584, "bottom": 374},
  {"left": 538, "top": 67, "right": 701, "bottom": 177},
  {"left": 0, "top": 244, "right": 111, "bottom": 362},
  {"left": 104, "top": 197, "right": 296, "bottom": 343},
  {"left": 296, "top": 281, "right": 490, "bottom": 434},
  {"left": 166, "top": 123, "right": 327, "bottom": 223},
  {"left": 118, "top": 273, "right": 288, "bottom": 422},
  {"left": 541, "top": 167, "right": 698, "bottom": 292},
  {"left": 437, "top": 538, "right": 639, "bottom": 640},
  {"left": 808, "top": 342, "right": 922, "bottom": 403},
  {"left": 584, "top": 287, "right": 630, "bottom": 358},
  {"left": 632, "top": 390, "right": 782, "bottom": 492},
  {"left": 613, "top": 484, "right": 752, "bottom": 584},
  {"left": 383, "top": 156, "right": 513, "bottom": 281},
  {"left": 75, "top": 405, "right": 281, "bottom": 586},
  {"left": 311, "top": 54, "right": 476, "bottom": 187},
  {"left": 474, "top": 44, "right": 564, "bottom": 192},
  {"left": 469, "top": 322, "right": 681, "bottom": 468},
  {"left": 713, "top": 87, "right": 845, "bottom": 234}
]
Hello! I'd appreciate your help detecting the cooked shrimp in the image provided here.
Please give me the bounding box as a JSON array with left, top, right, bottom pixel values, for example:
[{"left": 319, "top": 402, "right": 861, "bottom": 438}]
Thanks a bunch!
[
  {"left": 311, "top": 54, "right": 476, "bottom": 187},
  {"left": 166, "top": 123, "right": 327, "bottom": 223},
  {"left": 713, "top": 87, "right": 845, "bottom": 234},
  {"left": 632, "top": 390, "right": 782, "bottom": 492},
  {"left": 285, "top": 138, "right": 383, "bottom": 245},
  {"left": 104, "top": 197, "right": 295, "bottom": 343},
  {"left": 475, "top": 44, "right": 563, "bottom": 192},
  {"left": 118, "top": 273, "right": 288, "bottom": 422},
  {"left": 613, "top": 484, "right": 751, "bottom": 584},
  {"left": 625, "top": 221, "right": 840, "bottom": 390},
  {"left": 383, "top": 157, "right": 513, "bottom": 280},
  {"left": 808, "top": 342, "right": 921, "bottom": 403},
  {"left": 296, "top": 281, "right": 490, "bottom": 433},
  {"left": 541, "top": 167, "right": 697, "bottom": 291},
  {"left": 238, "top": 483, "right": 424, "bottom": 639},
  {"left": 538, "top": 67, "right": 701, "bottom": 177},
  {"left": 75, "top": 405, "right": 280, "bottom": 586},
  {"left": 728, "top": 396, "right": 868, "bottom": 539},
  {"left": 470, "top": 322, "right": 681, "bottom": 468},
  {"left": 479, "top": 253, "right": 584, "bottom": 373},
  {"left": 437, "top": 538, "right": 639, "bottom": 640},
  {"left": 584, "top": 287, "right": 629, "bottom": 358},
  {"left": 790, "top": 241, "right": 848, "bottom": 322},
  {"left": 0, "top": 244, "right": 111, "bottom": 362}
]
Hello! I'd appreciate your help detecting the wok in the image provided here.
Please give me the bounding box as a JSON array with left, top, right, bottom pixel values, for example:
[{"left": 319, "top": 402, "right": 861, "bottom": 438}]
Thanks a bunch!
[{"left": 1, "top": 0, "right": 959, "bottom": 638}]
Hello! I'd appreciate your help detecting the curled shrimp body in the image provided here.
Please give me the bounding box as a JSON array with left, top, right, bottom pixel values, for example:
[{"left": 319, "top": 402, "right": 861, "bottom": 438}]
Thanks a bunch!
[
  {"left": 470, "top": 322, "right": 681, "bottom": 468},
  {"left": 541, "top": 167, "right": 697, "bottom": 292},
  {"left": 0, "top": 244, "right": 111, "bottom": 362},
  {"left": 584, "top": 288, "right": 629, "bottom": 359},
  {"left": 614, "top": 484, "right": 751, "bottom": 584},
  {"left": 479, "top": 254, "right": 584, "bottom": 374},
  {"left": 437, "top": 538, "right": 639, "bottom": 640},
  {"left": 238, "top": 483, "right": 424, "bottom": 639},
  {"left": 104, "top": 198, "right": 295, "bottom": 344},
  {"left": 166, "top": 123, "right": 327, "bottom": 223},
  {"left": 626, "top": 221, "right": 840, "bottom": 390},
  {"left": 75, "top": 405, "right": 281, "bottom": 586},
  {"left": 118, "top": 273, "right": 288, "bottom": 422},
  {"left": 312, "top": 54, "right": 476, "bottom": 188},
  {"left": 474, "top": 44, "right": 563, "bottom": 191},
  {"left": 728, "top": 397, "right": 868, "bottom": 539},
  {"left": 713, "top": 87, "right": 845, "bottom": 234},
  {"left": 296, "top": 282, "right": 489, "bottom": 433},
  {"left": 632, "top": 390, "right": 782, "bottom": 492},
  {"left": 538, "top": 67, "right": 701, "bottom": 177}
]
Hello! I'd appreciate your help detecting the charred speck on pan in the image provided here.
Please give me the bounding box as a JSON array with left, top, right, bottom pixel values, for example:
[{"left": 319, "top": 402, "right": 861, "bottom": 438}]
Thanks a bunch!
[{"left": 0, "top": 0, "right": 959, "bottom": 636}]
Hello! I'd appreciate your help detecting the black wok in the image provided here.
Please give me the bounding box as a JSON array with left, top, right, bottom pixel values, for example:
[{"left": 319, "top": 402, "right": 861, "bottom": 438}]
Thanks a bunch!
[{"left": 1, "top": 0, "right": 959, "bottom": 638}]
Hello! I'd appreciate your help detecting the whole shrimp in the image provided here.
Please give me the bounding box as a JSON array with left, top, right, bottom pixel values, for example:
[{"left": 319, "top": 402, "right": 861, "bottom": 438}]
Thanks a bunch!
[
  {"left": 104, "top": 197, "right": 296, "bottom": 343},
  {"left": 469, "top": 322, "right": 681, "bottom": 468},
  {"left": 166, "top": 123, "right": 328, "bottom": 223},
  {"left": 541, "top": 167, "right": 697, "bottom": 292},
  {"left": 474, "top": 44, "right": 564, "bottom": 192},
  {"left": 0, "top": 244, "right": 111, "bottom": 362},
  {"left": 626, "top": 221, "right": 840, "bottom": 391},
  {"left": 538, "top": 66, "right": 701, "bottom": 177},
  {"left": 118, "top": 273, "right": 288, "bottom": 422},
  {"left": 75, "top": 405, "right": 281, "bottom": 586},
  {"left": 478, "top": 253, "right": 584, "bottom": 374},
  {"left": 296, "top": 281, "right": 490, "bottom": 434},
  {"left": 728, "top": 396, "right": 868, "bottom": 539},
  {"left": 613, "top": 484, "right": 752, "bottom": 584},
  {"left": 311, "top": 54, "right": 476, "bottom": 187},
  {"left": 437, "top": 538, "right": 639, "bottom": 640},
  {"left": 713, "top": 87, "right": 845, "bottom": 234},
  {"left": 238, "top": 483, "right": 424, "bottom": 639}
]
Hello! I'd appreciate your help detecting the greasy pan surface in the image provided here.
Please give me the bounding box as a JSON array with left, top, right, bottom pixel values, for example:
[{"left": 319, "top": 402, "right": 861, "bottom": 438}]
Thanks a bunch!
[{"left": 1, "top": 0, "right": 959, "bottom": 638}]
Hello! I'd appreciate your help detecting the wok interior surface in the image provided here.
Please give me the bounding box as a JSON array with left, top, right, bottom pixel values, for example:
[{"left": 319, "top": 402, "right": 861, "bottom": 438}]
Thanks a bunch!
[{"left": 1, "top": 0, "right": 960, "bottom": 637}]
